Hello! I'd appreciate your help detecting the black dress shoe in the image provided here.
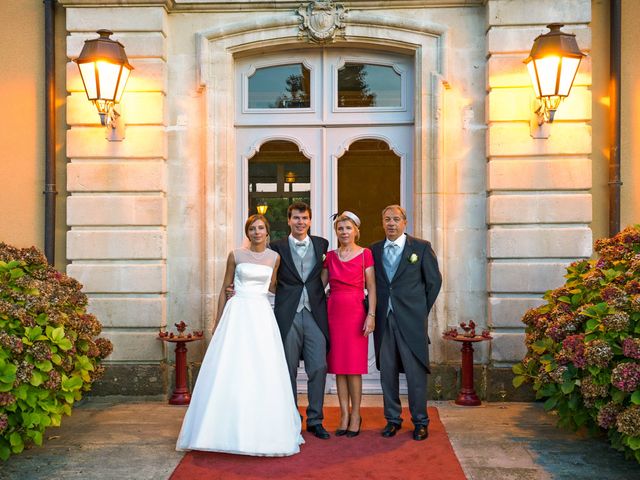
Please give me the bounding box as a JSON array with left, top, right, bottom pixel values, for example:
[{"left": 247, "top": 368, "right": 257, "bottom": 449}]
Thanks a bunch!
[
  {"left": 336, "top": 415, "right": 349, "bottom": 436},
  {"left": 381, "top": 422, "right": 401, "bottom": 438},
  {"left": 307, "top": 424, "right": 330, "bottom": 439},
  {"left": 413, "top": 425, "right": 429, "bottom": 441},
  {"left": 345, "top": 418, "right": 362, "bottom": 438}
]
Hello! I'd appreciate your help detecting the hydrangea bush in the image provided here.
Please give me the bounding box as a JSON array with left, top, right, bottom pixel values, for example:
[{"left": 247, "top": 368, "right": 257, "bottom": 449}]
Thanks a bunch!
[
  {"left": 512, "top": 225, "right": 640, "bottom": 462},
  {"left": 0, "top": 243, "right": 112, "bottom": 460}
]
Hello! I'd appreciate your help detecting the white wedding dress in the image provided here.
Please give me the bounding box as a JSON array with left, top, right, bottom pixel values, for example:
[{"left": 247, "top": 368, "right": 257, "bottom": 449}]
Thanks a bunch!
[{"left": 176, "top": 248, "right": 303, "bottom": 456}]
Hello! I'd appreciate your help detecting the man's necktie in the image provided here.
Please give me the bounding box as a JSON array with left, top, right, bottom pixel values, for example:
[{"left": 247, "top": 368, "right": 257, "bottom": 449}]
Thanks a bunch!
[
  {"left": 295, "top": 241, "right": 307, "bottom": 257},
  {"left": 384, "top": 242, "right": 400, "bottom": 280}
]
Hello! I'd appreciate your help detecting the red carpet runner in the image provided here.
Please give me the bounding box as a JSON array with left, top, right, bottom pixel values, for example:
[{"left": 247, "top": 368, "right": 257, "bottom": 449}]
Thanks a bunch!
[{"left": 170, "top": 407, "right": 466, "bottom": 480}]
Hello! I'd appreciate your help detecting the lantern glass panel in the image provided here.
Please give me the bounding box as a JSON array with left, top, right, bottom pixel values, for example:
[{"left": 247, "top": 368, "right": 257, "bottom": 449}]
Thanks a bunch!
[
  {"left": 534, "top": 56, "right": 560, "bottom": 96},
  {"left": 526, "top": 61, "right": 540, "bottom": 97},
  {"left": 97, "top": 61, "right": 122, "bottom": 101},
  {"left": 115, "top": 67, "right": 131, "bottom": 103},
  {"left": 558, "top": 57, "right": 580, "bottom": 96},
  {"left": 79, "top": 62, "right": 98, "bottom": 99}
]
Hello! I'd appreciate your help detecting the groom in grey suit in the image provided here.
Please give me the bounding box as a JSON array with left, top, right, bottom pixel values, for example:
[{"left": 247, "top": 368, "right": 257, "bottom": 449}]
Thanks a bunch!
[
  {"left": 370, "top": 205, "right": 442, "bottom": 441},
  {"left": 269, "top": 202, "right": 331, "bottom": 439}
]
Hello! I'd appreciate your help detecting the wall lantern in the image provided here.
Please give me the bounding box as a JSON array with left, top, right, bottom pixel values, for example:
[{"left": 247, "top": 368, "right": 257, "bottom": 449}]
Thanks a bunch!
[
  {"left": 284, "top": 171, "right": 297, "bottom": 183},
  {"left": 524, "top": 24, "right": 585, "bottom": 135},
  {"left": 74, "top": 30, "right": 133, "bottom": 141},
  {"left": 256, "top": 201, "right": 269, "bottom": 215}
]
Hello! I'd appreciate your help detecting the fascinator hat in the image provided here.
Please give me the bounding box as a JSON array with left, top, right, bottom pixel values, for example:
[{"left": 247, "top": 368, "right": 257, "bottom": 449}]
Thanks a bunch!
[{"left": 331, "top": 211, "right": 361, "bottom": 228}]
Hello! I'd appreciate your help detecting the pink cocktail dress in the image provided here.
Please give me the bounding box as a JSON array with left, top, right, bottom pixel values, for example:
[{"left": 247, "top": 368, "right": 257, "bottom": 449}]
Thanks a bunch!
[{"left": 324, "top": 248, "right": 374, "bottom": 374}]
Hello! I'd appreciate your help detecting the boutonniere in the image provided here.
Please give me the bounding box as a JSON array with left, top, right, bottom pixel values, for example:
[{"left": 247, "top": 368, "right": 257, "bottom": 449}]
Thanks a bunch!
[
  {"left": 408, "top": 253, "right": 419, "bottom": 264},
  {"left": 322, "top": 253, "right": 326, "bottom": 262}
]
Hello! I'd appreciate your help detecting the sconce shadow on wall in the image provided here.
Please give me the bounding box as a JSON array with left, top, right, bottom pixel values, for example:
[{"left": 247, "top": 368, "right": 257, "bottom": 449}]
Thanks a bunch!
[
  {"left": 74, "top": 30, "right": 133, "bottom": 142},
  {"left": 524, "top": 24, "right": 585, "bottom": 138}
]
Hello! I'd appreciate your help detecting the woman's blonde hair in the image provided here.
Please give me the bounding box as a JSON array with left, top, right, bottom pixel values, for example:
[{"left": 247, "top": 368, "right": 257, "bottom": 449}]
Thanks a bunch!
[{"left": 333, "top": 211, "right": 360, "bottom": 242}]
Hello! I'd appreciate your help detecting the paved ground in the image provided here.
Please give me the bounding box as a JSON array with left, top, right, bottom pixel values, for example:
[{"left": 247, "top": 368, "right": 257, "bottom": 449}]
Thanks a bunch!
[{"left": 2, "top": 395, "right": 639, "bottom": 480}]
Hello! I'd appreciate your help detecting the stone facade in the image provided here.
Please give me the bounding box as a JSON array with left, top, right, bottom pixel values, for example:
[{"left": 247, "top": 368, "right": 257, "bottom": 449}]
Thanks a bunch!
[
  {"left": 59, "top": 0, "right": 593, "bottom": 396},
  {"left": 65, "top": 4, "right": 169, "bottom": 392},
  {"left": 485, "top": 0, "right": 592, "bottom": 365}
]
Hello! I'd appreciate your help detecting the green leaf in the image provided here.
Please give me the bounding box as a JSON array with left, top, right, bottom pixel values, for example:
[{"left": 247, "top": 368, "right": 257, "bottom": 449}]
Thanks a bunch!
[
  {"left": 585, "top": 333, "right": 598, "bottom": 342},
  {"left": 0, "top": 371, "right": 16, "bottom": 384},
  {"left": 49, "top": 326, "right": 64, "bottom": 343},
  {"left": 586, "top": 318, "right": 599, "bottom": 331},
  {"left": 32, "top": 430, "right": 43, "bottom": 446},
  {"left": 627, "top": 437, "right": 640, "bottom": 451},
  {"left": 11, "top": 443, "right": 24, "bottom": 454},
  {"left": 631, "top": 390, "right": 640, "bottom": 405},
  {"left": 0, "top": 442, "right": 10, "bottom": 461},
  {"left": 30, "top": 370, "right": 45, "bottom": 387},
  {"left": 612, "top": 389, "right": 627, "bottom": 403},
  {"left": 512, "top": 363, "right": 526, "bottom": 375},
  {"left": 75, "top": 355, "right": 94, "bottom": 372},
  {"left": 0, "top": 361, "right": 17, "bottom": 377},
  {"left": 13, "top": 384, "right": 28, "bottom": 401},
  {"left": 558, "top": 296, "right": 571, "bottom": 304},
  {"left": 60, "top": 391, "right": 75, "bottom": 404},
  {"left": 561, "top": 381, "right": 575, "bottom": 394},
  {"left": 540, "top": 383, "right": 558, "bottom": 397},
  {"left": 57, "top": 338, "right": 73, "bottom": 351},
  {"left": 568, "top": 393, "right": 579, "bottom": 410},
  {"left": 30, "top": 413, "right": 42, "bottom": 427},
  {"left": 9, "top": 268, "right": 24, "bottom": 280},
  {"left": 51, "top": 353, "right": 62, "bottom": 365},
  {"left": 574, "top": 411, "right": 589, "bottom": 427},
  {"left": 9, "top": 432, "right": 23, "bottom": 448},
  {"left": 544, "top": 396, "right": 558, "bottom": 411},
  {"left": 594, "top": 302, "right": 609, "bottom": 314},
  {"left": 61, "top": 375, "right": 83, "bottom": 392},
  {"left": 532, "top": 340, "right": 548, "bottom": 354},
  {"left": 0, "top": 382, "right": 13, "bottom": 392},
  {"left": 513, "top": 375, "right": 526, "bottom": 388},
  {"left": 50, "top": 413, "right": 61, "bottom": 427},
  {"left": 25, "top": 326, "right": 43, "bottom": 342},
  {"left": 35, "top": 359, "right": 53, "bottom": 372}
]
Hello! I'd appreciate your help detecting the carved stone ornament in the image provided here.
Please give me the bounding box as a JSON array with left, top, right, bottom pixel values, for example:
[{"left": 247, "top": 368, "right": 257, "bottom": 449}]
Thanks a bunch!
[{"left": 297, "top": 1, "right": 346, "bottom": 43}]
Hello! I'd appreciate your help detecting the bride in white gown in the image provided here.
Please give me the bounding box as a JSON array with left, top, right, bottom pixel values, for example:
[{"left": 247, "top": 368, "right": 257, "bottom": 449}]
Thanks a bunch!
[{"left": 176, "top": 214, "right": 304, "bottom": 456}]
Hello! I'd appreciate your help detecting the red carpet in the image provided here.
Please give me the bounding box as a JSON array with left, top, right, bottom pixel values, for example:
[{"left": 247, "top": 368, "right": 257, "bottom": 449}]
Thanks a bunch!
[{"left": 170, "top": 407, "right": 466, "bottom": 480}]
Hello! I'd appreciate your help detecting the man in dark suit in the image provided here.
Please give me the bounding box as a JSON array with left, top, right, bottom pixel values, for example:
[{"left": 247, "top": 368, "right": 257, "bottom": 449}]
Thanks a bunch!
[
  {"left": 370, "top": 205, "right": 442, "bottom": 441},
  {"left": 270, "top": 202, "right": 331, "bottom": 439}
]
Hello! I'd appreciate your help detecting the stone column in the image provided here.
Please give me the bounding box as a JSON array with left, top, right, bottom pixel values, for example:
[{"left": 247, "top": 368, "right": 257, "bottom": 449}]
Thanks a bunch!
[
  {"left": 485, "top": 0, "right": 593, "bottom": 364},
  {"left": 65, "top": 7, "right": 168, "bottom": 394}
]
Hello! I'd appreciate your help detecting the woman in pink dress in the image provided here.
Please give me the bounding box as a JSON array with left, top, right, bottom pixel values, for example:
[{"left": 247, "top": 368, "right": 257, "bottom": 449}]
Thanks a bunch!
[{"left": 322, "top": 211, "right": 376, "bottom": 437}]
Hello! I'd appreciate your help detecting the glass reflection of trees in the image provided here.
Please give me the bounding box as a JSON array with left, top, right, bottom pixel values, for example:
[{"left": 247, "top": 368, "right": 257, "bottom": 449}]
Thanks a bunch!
[
  {"left": 273, "top": 73, "right": 310, "bottom": 108},
  {"left": 338, "top": 63, "right": 401, "bottom": 108},
  {"left": 248, "top": 64, "right": 311, "bottom": 109},
  {"left": 338, "top": 64, "right": 376, "bottom": 107},
  {"left": 248, "top": 141, "right": 311, "bottom": 241}
]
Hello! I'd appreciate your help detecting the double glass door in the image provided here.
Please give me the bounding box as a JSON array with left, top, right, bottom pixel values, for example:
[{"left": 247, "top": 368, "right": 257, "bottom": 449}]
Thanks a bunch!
[
  {"left": 235, "top": 48, "right": 414, "bottom": 392},
  {"left": 238, "top": 126, "right": 412, "bottom": 246}
]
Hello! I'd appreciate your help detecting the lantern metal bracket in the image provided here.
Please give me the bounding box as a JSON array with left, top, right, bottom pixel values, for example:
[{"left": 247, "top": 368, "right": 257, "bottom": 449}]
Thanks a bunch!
[
  {"left": 530, "top": 98, "right": 550, "bottom": 139},
  {"left": 104, "top": 104, "right": 125, "bottom": 142}
]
